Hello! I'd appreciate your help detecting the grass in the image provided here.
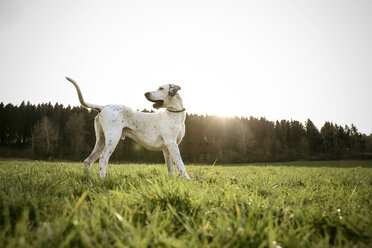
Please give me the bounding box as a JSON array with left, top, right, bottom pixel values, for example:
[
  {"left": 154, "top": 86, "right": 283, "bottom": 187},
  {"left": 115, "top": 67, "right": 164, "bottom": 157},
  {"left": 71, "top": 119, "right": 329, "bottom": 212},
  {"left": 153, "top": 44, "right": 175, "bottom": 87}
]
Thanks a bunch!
[{"left": 0, "top": 160, "right": 371, "bottom": 247}]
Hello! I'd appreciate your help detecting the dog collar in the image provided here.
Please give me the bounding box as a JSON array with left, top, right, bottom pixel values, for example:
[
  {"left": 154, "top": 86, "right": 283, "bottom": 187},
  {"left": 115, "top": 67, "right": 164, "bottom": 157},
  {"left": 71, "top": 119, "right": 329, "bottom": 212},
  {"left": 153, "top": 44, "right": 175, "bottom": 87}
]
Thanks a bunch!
[{"left": 167, "top": 108, "right": 186, "bottom": 113}]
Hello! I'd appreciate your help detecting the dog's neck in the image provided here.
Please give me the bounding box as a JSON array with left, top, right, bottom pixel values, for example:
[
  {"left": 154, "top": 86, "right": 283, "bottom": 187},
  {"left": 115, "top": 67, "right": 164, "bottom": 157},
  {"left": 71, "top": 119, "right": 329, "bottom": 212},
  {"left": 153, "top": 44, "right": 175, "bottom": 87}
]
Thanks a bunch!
[
  {"left": 166, "top": 94, "right": 183, "bottom": 111},
  {"left": 166, "top": 95, "right": 186, "bottom": 120}
]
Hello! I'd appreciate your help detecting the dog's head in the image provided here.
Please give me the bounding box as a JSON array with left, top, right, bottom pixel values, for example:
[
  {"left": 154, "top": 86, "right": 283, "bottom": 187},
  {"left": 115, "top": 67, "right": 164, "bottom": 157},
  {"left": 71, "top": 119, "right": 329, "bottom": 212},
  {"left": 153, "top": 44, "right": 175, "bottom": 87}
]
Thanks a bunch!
[{"left": 144, "top": 84, "right": 181, "bottom": 109}]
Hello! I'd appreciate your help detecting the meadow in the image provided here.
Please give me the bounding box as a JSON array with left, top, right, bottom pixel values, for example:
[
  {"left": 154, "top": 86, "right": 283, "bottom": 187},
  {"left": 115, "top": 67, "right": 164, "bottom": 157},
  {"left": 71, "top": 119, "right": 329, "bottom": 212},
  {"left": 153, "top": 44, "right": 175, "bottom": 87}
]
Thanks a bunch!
[{"left": 0, "top": 160, "right": 371, "bottom": 247}]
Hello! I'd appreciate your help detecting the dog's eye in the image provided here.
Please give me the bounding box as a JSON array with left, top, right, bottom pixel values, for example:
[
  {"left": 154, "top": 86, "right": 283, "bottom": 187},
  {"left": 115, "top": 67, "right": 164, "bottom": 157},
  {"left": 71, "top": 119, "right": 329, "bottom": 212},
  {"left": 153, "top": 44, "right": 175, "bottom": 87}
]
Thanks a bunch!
[{"left": 158, "top": 87, "right": 164, "bottom": 90}]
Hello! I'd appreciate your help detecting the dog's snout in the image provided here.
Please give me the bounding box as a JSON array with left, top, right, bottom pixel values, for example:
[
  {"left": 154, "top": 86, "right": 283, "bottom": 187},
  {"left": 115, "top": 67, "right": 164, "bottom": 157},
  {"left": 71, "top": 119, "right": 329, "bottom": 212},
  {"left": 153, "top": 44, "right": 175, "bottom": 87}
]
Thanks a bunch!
[{"left": 144, "top": 92, "right": 150, "bottom": 98}]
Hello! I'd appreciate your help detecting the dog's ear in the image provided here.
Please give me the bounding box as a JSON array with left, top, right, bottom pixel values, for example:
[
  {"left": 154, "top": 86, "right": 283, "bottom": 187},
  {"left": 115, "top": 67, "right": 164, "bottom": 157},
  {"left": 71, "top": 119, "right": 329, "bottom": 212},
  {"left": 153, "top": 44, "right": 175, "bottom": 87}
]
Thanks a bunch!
[{"left": 168, "top": 84, "right": 181, "bottom": 97}]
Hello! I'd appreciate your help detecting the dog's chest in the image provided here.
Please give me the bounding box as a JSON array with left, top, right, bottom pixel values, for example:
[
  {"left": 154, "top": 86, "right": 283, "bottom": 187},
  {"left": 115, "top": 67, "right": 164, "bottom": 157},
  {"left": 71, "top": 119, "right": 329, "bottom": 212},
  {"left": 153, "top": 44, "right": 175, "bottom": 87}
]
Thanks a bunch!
[{"left": 177, "top": 124, "right": 186, "bottom": 144}]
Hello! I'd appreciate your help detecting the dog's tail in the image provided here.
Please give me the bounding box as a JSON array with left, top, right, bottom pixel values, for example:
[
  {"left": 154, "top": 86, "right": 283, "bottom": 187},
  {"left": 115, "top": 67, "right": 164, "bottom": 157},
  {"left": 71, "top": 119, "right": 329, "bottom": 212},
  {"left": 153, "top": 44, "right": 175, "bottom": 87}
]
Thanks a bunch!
[{"left": 65, "top": 77, "right": 102, "bottom": 112}]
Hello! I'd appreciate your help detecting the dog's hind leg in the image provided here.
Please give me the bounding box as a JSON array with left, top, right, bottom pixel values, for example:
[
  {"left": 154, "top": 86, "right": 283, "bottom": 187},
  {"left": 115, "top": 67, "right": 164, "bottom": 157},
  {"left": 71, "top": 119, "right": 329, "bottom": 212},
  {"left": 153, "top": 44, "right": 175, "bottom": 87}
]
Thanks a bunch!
[
  {"left": 84, "top": 117, "right": 105, "bottom": 172},
  {"left": 99, "top": 129, "right": 121, "bottom": 177},
  {"left": 163, "top": 148, "right": 175, "bottom": 176}
]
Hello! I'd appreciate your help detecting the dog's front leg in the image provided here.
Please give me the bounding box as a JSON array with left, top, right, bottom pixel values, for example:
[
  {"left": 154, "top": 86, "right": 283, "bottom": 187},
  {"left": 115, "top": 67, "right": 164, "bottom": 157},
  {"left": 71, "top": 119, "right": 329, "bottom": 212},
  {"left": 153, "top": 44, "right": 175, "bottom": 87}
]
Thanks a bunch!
[
  {"left": 165, "top": 143, "right": 190, "bottom": 179},
  {"left": 163, "top": 148, "right": 175, "bottom": 176}
]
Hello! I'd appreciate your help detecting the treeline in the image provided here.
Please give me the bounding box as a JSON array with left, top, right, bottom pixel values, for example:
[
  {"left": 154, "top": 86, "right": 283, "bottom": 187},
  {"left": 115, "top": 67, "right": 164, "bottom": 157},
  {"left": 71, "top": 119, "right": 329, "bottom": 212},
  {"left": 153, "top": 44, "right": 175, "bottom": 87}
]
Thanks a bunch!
[{"left": 0, "top": 101, "right": 371, "bottom": 163}]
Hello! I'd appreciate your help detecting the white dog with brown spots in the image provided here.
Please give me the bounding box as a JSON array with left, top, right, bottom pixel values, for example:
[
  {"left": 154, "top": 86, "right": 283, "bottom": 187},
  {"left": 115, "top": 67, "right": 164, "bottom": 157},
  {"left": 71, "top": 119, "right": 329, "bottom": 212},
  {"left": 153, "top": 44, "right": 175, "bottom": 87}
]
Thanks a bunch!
[{"left": 66, "top": 77, "right": 190, "bottom": 179}]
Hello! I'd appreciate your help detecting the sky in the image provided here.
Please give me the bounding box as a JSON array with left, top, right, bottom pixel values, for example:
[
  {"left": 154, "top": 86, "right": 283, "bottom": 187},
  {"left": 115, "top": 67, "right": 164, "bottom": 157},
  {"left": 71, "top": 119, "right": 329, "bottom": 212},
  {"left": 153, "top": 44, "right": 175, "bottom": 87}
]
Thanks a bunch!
[{"left": 0, "top": 0, "right": 371, "bottom": 134}]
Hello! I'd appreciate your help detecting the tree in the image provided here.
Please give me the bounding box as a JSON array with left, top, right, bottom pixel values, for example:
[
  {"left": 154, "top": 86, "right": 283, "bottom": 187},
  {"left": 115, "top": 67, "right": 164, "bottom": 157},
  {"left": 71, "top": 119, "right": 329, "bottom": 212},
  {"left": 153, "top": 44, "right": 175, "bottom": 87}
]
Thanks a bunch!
[
  {"left": 32, "top": 116, "right": 59, "bottom": 160},
  {"left": 320, "top": 122, "right": 346, "bottom": 159},
  {"left": 305, "top": 119, "right": 323, "bottom": 154},
  {"left": 349, "top": 124, "right": 365, "bottom": 155},
  {"left": 63, "top": 112, "right": 88, "bottom": 160}
]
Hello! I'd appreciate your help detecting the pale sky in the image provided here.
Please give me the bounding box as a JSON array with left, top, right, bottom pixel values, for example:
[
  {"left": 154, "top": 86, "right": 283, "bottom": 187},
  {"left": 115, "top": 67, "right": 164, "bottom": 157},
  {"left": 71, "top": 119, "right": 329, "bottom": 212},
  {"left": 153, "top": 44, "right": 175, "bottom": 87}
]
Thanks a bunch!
[{"left": 0, "top": 0, "right": 371, "bottom": 134}]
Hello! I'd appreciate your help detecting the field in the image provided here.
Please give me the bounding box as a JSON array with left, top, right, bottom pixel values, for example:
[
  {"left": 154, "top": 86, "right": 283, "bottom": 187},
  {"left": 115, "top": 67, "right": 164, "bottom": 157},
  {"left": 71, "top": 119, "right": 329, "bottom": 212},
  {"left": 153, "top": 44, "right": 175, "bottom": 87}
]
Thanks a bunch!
[{"left": 0, "top": 160, "right": 371, "bottom": 247}]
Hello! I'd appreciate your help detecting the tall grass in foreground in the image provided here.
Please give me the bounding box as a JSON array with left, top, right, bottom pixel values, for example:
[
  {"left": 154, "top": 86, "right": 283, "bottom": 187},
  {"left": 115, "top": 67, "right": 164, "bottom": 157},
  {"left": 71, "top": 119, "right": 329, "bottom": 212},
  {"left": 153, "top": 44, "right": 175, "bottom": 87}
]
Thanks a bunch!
[{"left": 0, "top": 160, "right": 371, "bottom": 247}]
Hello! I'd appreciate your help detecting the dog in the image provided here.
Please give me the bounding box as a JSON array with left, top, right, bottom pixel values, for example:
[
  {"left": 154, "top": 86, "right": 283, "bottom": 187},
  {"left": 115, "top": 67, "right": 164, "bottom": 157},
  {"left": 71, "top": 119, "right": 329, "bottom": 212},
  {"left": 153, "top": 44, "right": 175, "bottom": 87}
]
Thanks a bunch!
[{"left": 66, "top": 77, "right": 190, "bottom": 179}]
